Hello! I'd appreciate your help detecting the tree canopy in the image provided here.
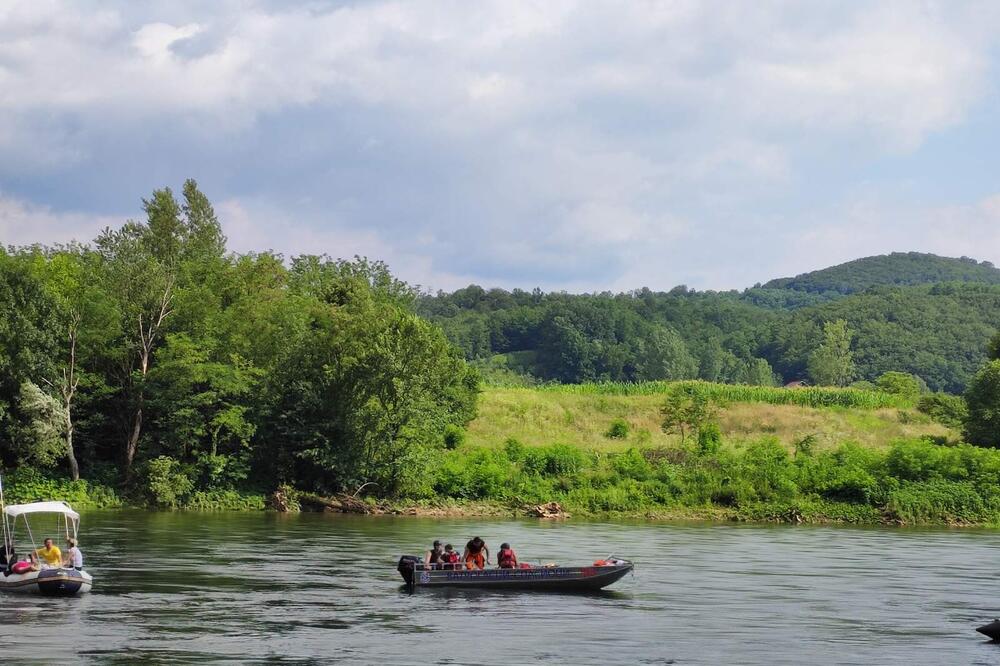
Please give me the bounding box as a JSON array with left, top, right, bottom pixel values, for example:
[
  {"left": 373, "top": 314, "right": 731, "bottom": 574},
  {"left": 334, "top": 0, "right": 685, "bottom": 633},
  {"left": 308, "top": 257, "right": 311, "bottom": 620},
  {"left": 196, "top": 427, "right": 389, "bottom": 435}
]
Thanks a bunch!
[{"left": 0, "top": 181, "right": 479, "bottom": 500}]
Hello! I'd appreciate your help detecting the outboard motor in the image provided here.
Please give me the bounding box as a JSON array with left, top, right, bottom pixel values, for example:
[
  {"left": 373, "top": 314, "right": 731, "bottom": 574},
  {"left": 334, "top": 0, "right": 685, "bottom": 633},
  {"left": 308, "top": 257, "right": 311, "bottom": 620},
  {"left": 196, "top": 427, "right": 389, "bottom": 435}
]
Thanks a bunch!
[{"left": 397, "top": 555, "right": 421, "bottom": 588}]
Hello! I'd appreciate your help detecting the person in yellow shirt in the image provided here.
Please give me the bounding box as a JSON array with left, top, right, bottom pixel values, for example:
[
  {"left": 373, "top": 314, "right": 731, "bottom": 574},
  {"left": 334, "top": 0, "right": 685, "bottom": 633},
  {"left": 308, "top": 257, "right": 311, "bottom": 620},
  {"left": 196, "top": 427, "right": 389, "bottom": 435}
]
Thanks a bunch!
[{"left": 32, "top": 538, "right": 62, "bottom": 568}]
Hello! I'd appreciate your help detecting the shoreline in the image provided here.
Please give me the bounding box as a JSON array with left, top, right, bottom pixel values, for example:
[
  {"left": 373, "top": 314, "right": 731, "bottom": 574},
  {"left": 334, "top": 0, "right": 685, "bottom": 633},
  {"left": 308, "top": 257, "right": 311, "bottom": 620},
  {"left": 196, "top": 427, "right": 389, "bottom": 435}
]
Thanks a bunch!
[{"left": 64, "top": 497, "right": 998, "bottom": 528}]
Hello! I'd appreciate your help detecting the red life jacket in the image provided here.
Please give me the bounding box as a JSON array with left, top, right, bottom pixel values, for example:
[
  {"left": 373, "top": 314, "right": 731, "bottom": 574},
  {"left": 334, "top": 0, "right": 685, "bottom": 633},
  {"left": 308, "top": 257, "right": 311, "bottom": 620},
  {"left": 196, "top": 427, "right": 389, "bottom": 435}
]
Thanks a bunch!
[
  {"left": 498, "top": 547, "right": 516, "bottom": 568},
  {"left": 442, "top": 551, "right": 459, "bottom": 564}
]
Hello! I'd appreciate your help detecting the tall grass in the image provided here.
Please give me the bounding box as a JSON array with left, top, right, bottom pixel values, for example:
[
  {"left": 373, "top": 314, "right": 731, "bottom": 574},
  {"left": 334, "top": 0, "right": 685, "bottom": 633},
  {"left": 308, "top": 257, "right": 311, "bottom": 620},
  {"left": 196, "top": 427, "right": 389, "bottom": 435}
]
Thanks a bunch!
[{"left": 523, "top": 380, "right": 914, "bottom": 409}]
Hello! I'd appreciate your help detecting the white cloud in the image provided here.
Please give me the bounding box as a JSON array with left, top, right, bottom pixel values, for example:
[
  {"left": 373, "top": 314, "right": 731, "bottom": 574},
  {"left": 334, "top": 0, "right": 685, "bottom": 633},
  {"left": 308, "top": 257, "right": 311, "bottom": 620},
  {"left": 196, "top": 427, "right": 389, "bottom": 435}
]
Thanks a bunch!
[
  {"left": 0, "top": 196, "right": 117, "bottom": 247},
  {"left": 1, "top": 1, "right": 999, "bottom": 290}
]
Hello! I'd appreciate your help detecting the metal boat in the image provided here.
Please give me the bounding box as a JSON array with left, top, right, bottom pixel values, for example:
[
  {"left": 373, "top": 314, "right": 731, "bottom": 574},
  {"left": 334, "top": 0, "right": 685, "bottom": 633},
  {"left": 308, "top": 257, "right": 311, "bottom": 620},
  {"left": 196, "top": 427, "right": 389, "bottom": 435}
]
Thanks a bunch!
[
  {"left": 397, "top": 555, "right": 632, "bottom": 591},
  {"left": 1, "top": 476, "right": 93, "bottom": 596}
]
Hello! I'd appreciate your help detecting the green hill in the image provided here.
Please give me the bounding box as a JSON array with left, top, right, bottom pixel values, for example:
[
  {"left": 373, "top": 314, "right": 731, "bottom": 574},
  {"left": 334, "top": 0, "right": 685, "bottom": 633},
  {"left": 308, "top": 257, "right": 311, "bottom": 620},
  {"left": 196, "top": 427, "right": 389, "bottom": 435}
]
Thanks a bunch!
[
  {"left": 762, "top": 252, "right": 1000, "bottom": 295},
  {"left": 419, "top": 253, "right": 1000, "bottom": 392}
]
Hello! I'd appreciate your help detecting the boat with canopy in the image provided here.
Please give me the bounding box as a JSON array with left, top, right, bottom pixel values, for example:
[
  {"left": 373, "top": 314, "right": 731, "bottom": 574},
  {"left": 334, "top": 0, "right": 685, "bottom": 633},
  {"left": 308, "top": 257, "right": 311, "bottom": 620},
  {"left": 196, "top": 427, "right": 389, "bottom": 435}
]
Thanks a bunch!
[
  {"left": 397, "top": 555, "right": 633, "bottom": 592},
  {"left": 0, "top": 476, "right": 93, "bottom": 596}
]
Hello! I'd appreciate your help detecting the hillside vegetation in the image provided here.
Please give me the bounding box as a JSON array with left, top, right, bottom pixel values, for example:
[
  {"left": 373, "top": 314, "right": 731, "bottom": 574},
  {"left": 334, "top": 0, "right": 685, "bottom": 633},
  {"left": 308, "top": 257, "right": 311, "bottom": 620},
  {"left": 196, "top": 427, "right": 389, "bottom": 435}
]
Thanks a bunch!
[
  {"left": 763, "top": 252, "right": 1000, "bottom": 295},
  {"left": 419, "top": 253, "right": 1000, "bottom": 392}
]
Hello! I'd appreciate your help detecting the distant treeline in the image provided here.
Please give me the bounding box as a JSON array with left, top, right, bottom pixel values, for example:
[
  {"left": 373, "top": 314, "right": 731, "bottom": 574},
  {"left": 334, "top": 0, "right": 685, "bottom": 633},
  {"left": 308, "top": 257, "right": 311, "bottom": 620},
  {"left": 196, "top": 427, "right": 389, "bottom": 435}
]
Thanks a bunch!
[
  {"left": 417, "top": 253, "right": 1000, "bottom": 393},
  {"left": 0, "top": 181, "right": 478, "bottom": 502}
]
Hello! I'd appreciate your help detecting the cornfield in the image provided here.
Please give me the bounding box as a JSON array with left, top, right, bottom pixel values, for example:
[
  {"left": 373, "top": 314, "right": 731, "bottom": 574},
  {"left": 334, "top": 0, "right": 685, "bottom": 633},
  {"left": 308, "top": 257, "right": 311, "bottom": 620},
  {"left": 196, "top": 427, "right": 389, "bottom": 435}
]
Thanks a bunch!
[{"left": 516, "top": 380, "right": 914, "bottom": 409}]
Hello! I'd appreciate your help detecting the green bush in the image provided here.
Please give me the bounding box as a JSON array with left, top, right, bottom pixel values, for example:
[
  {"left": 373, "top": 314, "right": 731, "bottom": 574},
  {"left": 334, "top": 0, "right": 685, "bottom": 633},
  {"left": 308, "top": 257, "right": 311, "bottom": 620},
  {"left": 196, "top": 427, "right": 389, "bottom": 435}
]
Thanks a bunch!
[
  {"left": 876, "top": 372, "right": 928, "bottom": 401},
  {"left": 612, "top": 448, "right": 653, "bottom": 480},
  {"left": 2, "top": 467, "right": 123, "bottom": 508},
  {"left": 886, "top": 480, "right": 992, "bottom": 524},
  {"left": 916, "top": 392, "right": 967, "bottom": 429},
  {"left": 142, "top": 456, "right": 194, "bottom": 508},
  {"left": 443, "top": 424, "right": 466, "bottom": 450},
  {"left": 697, "top": 423, "right": 722, "bottom": 455},
  {"left": 185, "top": 490, "right": 267, "bottom": 511},
  {"left": 604, "top": 418, "right": 630, "bottom": 439}
]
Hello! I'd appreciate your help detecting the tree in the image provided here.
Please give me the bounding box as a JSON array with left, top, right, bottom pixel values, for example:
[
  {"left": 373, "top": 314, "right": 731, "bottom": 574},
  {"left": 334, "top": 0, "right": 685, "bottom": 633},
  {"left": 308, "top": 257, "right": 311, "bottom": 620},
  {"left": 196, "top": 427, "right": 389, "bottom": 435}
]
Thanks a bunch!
[
  {"left": 875, "top": 371, "right": 927, "bottom": 401},
  {"left": 987, "top": 330, "right": 1000, "bottom": 361},
  {"left": 964, "top": 360, "right": 1000, "bottom": 447},
  {"left": 0, "top": 250, "right": 60, "bottom": 468},
  {"left": 808, "top": 320, "right": 855, "bottom": 386},
  {"left": 97, "top": 220, "right": 175, "bottom": 476},
  {"left": 14, "top": 381, "right": 66, "bottom": 468},
  {"left": 660, "top": 386, "right": 718, "bottom": 445},
  {"left": 261, "top": 289, "right": 479, "bottom": 495}
]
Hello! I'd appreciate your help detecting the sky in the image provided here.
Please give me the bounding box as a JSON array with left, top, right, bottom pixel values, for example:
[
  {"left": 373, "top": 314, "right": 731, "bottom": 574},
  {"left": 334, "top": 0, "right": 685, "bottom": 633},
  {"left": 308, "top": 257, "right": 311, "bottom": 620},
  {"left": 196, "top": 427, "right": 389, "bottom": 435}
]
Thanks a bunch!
[{"left": 2, "top": 0, "right": 1000, "bottom": 293}]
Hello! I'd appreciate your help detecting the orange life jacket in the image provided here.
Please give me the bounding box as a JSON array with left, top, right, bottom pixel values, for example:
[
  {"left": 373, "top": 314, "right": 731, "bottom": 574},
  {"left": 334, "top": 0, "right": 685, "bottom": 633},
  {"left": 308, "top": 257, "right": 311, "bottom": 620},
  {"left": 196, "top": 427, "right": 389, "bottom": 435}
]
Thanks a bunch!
[{"left": 498, "top": 547, "right": 517, "bottom": 568}]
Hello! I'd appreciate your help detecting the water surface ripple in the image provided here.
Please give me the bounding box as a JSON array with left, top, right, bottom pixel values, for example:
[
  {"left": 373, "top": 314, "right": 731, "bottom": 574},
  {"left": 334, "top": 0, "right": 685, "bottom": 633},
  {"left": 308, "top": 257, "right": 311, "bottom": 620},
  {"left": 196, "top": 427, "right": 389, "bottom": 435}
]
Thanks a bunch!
[{"left": 4, "top": 512, "right": 1000, "bottom": 664}]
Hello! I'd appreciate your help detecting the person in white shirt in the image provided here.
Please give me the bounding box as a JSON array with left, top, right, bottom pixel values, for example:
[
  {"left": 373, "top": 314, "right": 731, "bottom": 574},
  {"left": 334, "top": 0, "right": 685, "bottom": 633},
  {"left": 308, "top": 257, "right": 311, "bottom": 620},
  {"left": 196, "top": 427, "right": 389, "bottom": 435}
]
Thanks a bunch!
[{"left": 63, "top": 538, "right": 84, "bottom": 570}]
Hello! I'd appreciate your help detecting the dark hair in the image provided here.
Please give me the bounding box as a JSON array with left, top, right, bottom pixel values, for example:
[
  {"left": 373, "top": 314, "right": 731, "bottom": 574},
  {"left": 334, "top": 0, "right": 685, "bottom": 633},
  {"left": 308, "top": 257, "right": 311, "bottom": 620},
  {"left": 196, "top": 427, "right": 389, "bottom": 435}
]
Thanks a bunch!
[
  {"left": 500, "top": 543, "right": 510, "bottom": 550},
  {"left": 444, "top": 544, "right": 454, "bottom": 550}
]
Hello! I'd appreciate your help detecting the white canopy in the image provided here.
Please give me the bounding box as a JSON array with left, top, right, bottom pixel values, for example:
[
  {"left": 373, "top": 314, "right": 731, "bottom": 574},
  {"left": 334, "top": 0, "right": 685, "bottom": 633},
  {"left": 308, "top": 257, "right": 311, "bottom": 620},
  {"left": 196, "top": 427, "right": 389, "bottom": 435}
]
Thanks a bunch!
[{"left": 3, "top": 501, "right": 79, "bottom": 521}]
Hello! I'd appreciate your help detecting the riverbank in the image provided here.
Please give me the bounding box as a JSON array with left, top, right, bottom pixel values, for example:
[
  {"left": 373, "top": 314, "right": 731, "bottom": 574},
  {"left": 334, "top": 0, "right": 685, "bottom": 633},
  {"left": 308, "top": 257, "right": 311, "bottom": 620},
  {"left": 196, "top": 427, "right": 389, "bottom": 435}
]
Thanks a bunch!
[{"left": 4, "top": 384, "right": 990, "bottom": 527}]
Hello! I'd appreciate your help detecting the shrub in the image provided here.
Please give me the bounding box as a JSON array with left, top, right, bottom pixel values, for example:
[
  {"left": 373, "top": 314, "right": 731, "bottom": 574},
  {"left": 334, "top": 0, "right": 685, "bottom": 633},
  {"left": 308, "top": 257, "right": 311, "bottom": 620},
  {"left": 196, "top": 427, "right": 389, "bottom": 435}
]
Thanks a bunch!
[
  {"left": 604, "top": 418, "right": 630, "bottom": 440},
  {"left": 142, "top": 456, "right": 194, "bottom": 508},
  {"left": 503, "top": 437, "right": 526, "bottom": 461},
  {"left": 916, "top": 393, "right": 967, "bottom": 429},
  {"left": 3, "top": 467, "right": 123, "bottom": 508},
  {"left": 876, "top": 372, "right": 928, "bottom": 401},
  {"left": 696, "top": 423, "right": 722, "bottom": 455},
  {"left": 525, "top": 443, "right": 585, "bottom": 476},
  {"left": 443, "top": 424, "right": 466, "bottom": 450},
  {"left": 886, "top": 480, "right": 992, "bottom": 524},
  {"left": 612, "top": 448, "right": 653, "bottom": 481}
]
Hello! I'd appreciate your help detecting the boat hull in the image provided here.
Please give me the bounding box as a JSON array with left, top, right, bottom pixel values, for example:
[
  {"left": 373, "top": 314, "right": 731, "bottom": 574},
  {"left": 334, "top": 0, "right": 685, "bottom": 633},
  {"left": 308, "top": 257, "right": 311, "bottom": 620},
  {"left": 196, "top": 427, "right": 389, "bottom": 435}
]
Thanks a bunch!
[
  {"left": 398, "top": 557, "right": 632, "bottom": 591},
  {"left": 977, "top": 619, "right": 1000, "bottom": 641},
  {"left": 0, "top": 568, "right": 93, "bottom": 596}
]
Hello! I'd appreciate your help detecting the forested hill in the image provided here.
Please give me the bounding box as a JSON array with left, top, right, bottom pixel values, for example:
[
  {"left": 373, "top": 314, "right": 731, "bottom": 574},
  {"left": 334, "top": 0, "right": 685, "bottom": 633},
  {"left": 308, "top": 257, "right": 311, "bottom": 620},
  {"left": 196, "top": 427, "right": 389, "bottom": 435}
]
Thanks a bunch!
[
  {"left": 762, "top": 252, "right": 1000, "bottom": 295},
  {"left": 417, "top": 253, "right": 1000, "bottom": 393}
]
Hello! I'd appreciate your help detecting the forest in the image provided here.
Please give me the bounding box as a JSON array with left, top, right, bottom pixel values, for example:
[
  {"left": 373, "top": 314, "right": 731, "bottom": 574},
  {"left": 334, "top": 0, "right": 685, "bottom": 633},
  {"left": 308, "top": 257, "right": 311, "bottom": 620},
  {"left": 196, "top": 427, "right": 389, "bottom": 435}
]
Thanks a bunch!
[
  {"left": 4, "top": 183, "right": 1000, "bottom": 523},
  {"left": 418, "top": 253, "right": 1000, "bottom": 393},
  {"left": 0, "top": 181, "right": 478, "bottom": 505}
]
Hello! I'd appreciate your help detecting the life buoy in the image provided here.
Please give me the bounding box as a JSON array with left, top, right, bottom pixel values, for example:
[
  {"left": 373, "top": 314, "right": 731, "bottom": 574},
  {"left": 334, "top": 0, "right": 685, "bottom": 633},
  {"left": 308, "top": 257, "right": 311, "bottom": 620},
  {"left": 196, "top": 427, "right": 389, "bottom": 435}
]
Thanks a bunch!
[{"left": 11, "top": 561, "right": 32, "bottom": 575}]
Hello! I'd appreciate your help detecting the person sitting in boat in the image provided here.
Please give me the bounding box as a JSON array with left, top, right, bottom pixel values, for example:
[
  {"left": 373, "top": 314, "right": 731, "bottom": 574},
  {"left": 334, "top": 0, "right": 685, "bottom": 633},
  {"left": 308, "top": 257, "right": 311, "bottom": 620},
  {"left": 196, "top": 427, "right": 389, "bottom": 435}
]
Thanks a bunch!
[
  {"left": 425, "top": 540, "right": 444, "bottom": 568},
  {"left": 497, "top": 542, "right": 518, "bottom": 569},
  {"left": 463, "top": 536, "right": 490, "bottom": 570},
  {"left": 0, "top": 545, "right": 14, "bottom": 575},
  {"left": 63, "top": 538, "right": 84, "bottom": 570},
  {"left": 31, "top": 538, "right": 62, "bottom": 569},
  {"left": 440, "top": 544, "right": 460, "bottom": 570}
]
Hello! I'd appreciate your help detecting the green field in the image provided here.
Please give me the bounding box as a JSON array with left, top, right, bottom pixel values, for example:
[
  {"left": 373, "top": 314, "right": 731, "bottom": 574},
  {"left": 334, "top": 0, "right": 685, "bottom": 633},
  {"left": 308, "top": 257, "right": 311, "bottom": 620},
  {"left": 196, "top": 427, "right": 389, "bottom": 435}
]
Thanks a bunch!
[{"left": 468, "top": 384, "right": 953, "bottom": 453}]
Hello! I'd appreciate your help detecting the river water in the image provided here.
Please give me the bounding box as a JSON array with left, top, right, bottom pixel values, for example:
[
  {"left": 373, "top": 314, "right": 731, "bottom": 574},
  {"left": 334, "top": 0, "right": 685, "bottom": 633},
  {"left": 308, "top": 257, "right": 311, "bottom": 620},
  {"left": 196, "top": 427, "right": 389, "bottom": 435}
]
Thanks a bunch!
[{"left": 3, "top": 511, "right": 1000, "bottom": 664}]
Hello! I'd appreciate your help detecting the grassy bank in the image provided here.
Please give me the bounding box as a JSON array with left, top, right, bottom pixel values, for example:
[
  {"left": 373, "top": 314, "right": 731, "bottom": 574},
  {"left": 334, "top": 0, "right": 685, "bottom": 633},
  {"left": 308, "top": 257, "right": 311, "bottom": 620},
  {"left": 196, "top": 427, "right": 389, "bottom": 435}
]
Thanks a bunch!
[{"left": 4, "top": 382, "right": 989, "bottom": 526}]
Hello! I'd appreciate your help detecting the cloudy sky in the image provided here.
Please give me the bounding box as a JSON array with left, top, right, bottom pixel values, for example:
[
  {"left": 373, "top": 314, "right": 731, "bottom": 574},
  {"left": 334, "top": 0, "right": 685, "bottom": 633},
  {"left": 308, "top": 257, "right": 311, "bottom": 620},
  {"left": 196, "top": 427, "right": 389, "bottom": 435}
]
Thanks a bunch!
[{"left": 3, "top": 1, "right": 1000, "bottom": 292}]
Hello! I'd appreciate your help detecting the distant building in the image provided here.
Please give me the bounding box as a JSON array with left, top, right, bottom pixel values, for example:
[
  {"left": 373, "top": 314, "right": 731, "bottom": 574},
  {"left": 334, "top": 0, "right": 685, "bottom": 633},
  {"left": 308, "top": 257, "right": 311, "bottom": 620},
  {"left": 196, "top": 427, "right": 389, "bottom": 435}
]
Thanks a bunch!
[{"left": 784, "top": 380, "right": 810, "bottom": 388}]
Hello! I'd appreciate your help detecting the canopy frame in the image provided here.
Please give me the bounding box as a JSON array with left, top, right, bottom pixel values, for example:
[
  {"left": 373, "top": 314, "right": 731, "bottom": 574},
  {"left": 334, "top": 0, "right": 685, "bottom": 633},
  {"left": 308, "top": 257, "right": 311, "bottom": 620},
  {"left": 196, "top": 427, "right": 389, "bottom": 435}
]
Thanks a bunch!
[{"left": 0, "top": 484, "right": 79, "bottom": 567}]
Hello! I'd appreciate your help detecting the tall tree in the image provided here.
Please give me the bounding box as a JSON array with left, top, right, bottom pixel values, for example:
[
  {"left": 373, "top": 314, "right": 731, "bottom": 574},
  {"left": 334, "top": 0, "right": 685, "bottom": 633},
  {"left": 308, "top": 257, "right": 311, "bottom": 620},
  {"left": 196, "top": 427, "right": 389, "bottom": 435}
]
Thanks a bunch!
[
  {"left": 964, "top": 360, "right": 1000, "bottom": 447},
  {"left": 808, "top": 320, "right": 855, "bottom": 386}
]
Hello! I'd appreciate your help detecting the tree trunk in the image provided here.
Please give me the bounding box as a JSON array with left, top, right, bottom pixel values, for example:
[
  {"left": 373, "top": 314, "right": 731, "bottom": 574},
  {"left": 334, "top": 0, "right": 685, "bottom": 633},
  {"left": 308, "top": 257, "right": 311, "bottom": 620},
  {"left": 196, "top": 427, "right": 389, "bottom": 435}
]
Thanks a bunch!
[
  {"left": 66, "top": 413, "right": 79, "bottom": 481},
  {"left": 63, "top": 317, "right": 81, "bottom": 481},
  {"left": 125, "top": 398, "right": 143, "bottom": 476}
]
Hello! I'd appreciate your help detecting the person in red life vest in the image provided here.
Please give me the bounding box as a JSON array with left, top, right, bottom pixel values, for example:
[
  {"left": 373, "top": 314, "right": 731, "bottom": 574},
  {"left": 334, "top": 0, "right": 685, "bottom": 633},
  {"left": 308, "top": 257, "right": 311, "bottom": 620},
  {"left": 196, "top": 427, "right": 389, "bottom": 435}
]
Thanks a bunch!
[
  {"left": 440, "top": 544, "right": 460, "bottom": 570},
  {"left": 463, "top": 536, "right": 490, "bottom": 570},
  {"left": 497, "top": 542, "right": 518, "bottom": 569}
]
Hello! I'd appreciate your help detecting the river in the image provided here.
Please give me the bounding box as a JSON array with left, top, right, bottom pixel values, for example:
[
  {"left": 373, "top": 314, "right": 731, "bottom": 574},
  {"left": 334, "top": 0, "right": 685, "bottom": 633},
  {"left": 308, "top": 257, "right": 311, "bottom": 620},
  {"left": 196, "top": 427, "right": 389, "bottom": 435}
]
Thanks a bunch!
[{"left": 3, "top": 511, "right": 1000, "bottom": 664}]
